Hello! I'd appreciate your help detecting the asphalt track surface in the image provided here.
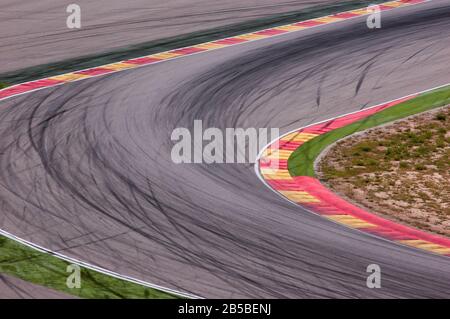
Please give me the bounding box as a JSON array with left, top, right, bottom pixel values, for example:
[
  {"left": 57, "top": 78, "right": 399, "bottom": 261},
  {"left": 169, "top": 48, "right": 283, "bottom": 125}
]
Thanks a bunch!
[
  {"left": 0, "top": 0, "right": 450, "bottom": 298},
  {"left": 0, "top": 0, "right": 340, "bottom": 73},
  {"left": 0, "top": 274, "right": 74, "bottom": 299}
]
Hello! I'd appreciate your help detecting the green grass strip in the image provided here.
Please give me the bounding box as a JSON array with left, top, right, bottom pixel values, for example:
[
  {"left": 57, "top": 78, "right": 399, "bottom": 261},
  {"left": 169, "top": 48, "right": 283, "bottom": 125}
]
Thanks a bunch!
[
  {"left": 1, "top": 58, "right": 177, "bottom": 300},
  {"left": 288, "top": 85, "right": 450, "bottom": 177},
  {"left": 0, "top": 235, "right": 179, "bottom": 299}
]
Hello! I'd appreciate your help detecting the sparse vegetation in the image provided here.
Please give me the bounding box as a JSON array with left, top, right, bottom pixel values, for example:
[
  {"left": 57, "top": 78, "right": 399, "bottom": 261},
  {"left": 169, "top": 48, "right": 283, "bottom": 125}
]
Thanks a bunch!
[{"left": 319, "top": 106, "right": 450, "bottom": 237}]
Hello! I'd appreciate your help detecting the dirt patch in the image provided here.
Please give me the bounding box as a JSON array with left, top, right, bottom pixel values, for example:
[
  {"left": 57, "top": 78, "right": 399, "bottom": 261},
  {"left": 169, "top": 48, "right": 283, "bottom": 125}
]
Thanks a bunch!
[{"left": 318, "top": 105, "right": 450, "bottom": 237}]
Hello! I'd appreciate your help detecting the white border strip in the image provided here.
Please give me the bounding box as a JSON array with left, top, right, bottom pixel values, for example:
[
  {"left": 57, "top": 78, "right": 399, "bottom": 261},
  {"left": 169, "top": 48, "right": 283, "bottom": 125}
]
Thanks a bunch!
[{"left": 0, "top": 227, "right": 201, "bottom": 299}]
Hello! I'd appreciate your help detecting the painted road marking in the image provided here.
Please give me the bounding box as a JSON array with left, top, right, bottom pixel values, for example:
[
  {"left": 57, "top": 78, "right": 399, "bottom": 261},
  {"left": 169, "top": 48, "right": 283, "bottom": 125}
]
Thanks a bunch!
[
  {"left": 262, "top": 149, "right": 293, "bottom": 160},
  {"left": 326, "top": 215, "right": 377, "bottom": 229},
  {"left": 314, "top": 16, "right": 345, "bottom": 23},
  {"left": 102, "top": 62, "right": 138, "bottom": 71},
  {"left": 279, "top": 191, "right": 321, "bottom": 203},
  {"left": 399, "top": 240, "right": 450, "bottom": 255},
  {"left": 274, "top": 25, "right": 307, "bottom": 32},
  {"left": 50, "top": 73, "right": 91, "bottom": 82},
  {"left": 194, "top": 42, "right": 228, "bottom": 50},
  {"left": 152, "top": 52, "right": 182, "bottom": 60},
  {"left": 261, "top": 170, "right": 292, "bottom": 180},
  {"left": 280, "top": 132, "right": 319, "bottom": 143}
]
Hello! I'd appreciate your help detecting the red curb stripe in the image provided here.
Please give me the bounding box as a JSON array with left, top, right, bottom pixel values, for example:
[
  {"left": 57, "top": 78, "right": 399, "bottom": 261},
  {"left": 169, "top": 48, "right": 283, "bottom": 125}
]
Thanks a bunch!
[
  {"left": 171, "top": 47, "right": 207, "bottom": 55},
  {"left": 0, "top": 79, "right": 64, "bottom": 98},
  {"left": 266, "top": 179, "right": 306, "bottom": 191},
  {"left": 0, "top": 87, "right": 22, "bottom": 99},
  {"left": 363, "top": 227, "right": 417, "bottom": 240},
  {"left": 0, "top": 86, "right": 33, "bottom": 98},
  {"left": 400, "top": 0, "right": 427, "bottom": 3},
  {"left": 259, "top": 159, "right": 288, "bottom": 169},
  {"left": 378, "top": 5, "right": 396, "bottom": 10},
  {"left": 213, "top": 38, "right": 247, "bottom": 45},
  {"left": 294, "top": 176, "right": 450, "bottom": 247},
  {"left": 124, "top": 57, "right": 163, "bottom": 65},
  {"left": 301, "top": 126, "right": 334, "bottom": 135},
  {"left": 278, "top": 141, "right": 303, "bottom": 150},
  {"left": 26, "top": 78, "right": 64, "bottom": 87},
  {"left": 302, "top": 96, "right": 417, "bottom": 134},
  {"left": 302, "top": 203, "right": 346, "bottom": 216}
]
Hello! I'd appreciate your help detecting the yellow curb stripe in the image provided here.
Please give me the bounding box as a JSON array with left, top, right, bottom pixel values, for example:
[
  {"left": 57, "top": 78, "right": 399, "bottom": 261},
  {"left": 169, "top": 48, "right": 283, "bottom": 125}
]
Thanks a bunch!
[
  {"left": 194, "top": 43, "right": 228, "bottom": 50},
  {"left": 102, "top": 62, "right": 138, "bottom": 71},
  {"left": 314, "top": 16, "right": 344, "bottom": 23},
  {"left": 326, "top": 215, "right": 377, "bottom": 228},
  {"left": 261, "top": 168, "right": 289, "bottom": 174},
  {"left": 279, "top": 191, "right": 320, "bottom": 203},
  {"left": 382, "top": 1, "right": 403, "bottom": 7},
  {"left": 262, "top": 149, "right": 293, "bottom": 160},
  {"left": 150, "top": 52, "right": 182, "bottom": 59},
  {"left": 261, "top": 175, "right": 292, "bottom": 180},
  {"left": 260, "top": 168, "right": 286, "bottom": 175},
  {"left": 398, "top": 240, "right": 450, "bottom": 255},
  {"left": 235, "top": 33, "right": 268, "bottom": 41},
  {"left": 280, "top": 132, "right": 318, "bottom": 142},
  {"left": 261, "top": 169, "right": 292, "bottom": 180},
  {"left": 274, "top": 25, "right": 307, "bottom": 32},
  {"left": 349, "top": 8, "right": 370, "bottom": 15},
  {"left": 49, "top": 73, "right": 91, "bottom": 82}
]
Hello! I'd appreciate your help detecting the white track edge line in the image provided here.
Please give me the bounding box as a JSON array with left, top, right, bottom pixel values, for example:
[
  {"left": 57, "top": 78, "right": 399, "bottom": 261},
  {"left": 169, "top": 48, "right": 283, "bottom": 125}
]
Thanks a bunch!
[{"left": 0, "top": 228, "right": 201, "bottom": 299}]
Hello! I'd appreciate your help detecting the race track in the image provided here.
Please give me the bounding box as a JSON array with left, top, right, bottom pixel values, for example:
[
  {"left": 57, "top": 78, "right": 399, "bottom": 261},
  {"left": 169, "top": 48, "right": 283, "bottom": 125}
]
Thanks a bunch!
[
  {"left": 0, "top": 0, "right": 450, "bottom": 298},
  {"left": 0, "top": 0, "right": 340, "bottom": 73},
  {"left": 0, "top": 274, "right": 74, "bottom": 299}
]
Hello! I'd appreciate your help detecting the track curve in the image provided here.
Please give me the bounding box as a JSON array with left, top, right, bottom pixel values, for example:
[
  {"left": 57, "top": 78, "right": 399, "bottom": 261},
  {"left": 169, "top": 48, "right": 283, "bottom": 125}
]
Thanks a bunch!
[
  {"left": 0, "top": 0, "right": 341, "bottom": 74},
  {"left": 0, "top": 0, "right": 450, "bottom": 298}
]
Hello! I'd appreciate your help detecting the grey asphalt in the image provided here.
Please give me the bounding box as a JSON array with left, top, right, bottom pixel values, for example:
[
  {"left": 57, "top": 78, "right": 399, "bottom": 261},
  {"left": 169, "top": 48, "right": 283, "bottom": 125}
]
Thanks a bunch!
[
  {"left": 0, "top": 0, "right": 449, "bottom": 298},
  {"left": 0, "top": 274, "right": 74, "bottom": 299},
  {"left": 0, "top": 0, "right": 340, "bottom": 73}
]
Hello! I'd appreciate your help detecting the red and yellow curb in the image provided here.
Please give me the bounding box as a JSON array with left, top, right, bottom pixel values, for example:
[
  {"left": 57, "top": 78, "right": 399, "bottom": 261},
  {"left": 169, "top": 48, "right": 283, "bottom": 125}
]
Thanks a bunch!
[
  {"left": 258, "top": 95, "right": 450, "bottom": 257},
  {"left": 0, "top": 0, "right": 427, "bottom": 101}
]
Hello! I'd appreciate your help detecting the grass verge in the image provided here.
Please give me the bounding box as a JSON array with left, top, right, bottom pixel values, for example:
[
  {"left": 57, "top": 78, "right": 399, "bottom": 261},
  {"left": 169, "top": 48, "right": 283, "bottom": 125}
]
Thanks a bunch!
[
  {"left": 288, "top": 85, "right": 450, "bottom": 177},
  {"left": 0, "top": 235, "right": 179, "bottom": 299}
]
